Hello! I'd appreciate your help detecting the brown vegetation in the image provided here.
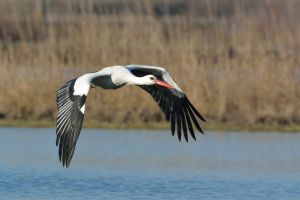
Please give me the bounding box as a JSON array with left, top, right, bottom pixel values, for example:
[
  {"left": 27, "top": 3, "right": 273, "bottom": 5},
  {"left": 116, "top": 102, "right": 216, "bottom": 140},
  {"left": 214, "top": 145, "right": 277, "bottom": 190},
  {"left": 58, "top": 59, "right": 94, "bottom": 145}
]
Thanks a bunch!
[{"left": 0, "top": 0, "right": 299, "bottom": 128}]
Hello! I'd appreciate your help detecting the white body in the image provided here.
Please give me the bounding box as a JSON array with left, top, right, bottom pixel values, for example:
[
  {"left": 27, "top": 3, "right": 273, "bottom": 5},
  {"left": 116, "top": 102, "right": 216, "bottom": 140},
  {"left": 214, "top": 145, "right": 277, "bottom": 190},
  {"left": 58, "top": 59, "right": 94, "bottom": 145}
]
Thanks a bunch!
[
  {"left": 73, "top": 65, "right": 181, "bottom": 97},
  {"left": 55, "top": 64, "right": 205, "bottom": 167}
]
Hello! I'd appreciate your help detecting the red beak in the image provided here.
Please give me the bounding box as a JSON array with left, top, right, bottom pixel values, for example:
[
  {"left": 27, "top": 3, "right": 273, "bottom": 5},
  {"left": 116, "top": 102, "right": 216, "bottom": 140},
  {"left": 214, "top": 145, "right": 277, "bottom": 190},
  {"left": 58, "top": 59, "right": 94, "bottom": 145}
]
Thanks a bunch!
[{"left": 155, "top": 80, "right": 174, "bottom": 89}]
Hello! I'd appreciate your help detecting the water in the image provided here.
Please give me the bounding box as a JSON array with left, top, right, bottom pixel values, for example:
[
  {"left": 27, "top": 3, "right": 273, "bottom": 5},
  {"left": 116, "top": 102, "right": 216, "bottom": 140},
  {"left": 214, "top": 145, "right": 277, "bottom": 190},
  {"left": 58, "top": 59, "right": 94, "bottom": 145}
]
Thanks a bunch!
[{"left": 0, "top": 128, "right": 299, "bottom": 199}]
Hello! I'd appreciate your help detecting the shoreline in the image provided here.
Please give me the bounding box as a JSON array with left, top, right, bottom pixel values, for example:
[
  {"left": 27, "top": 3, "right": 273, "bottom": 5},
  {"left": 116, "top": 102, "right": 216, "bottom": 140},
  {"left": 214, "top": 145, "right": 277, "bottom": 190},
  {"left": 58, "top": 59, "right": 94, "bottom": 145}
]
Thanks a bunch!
[{"left": 0, "top": 119, "right": 299, "bottom": 132}]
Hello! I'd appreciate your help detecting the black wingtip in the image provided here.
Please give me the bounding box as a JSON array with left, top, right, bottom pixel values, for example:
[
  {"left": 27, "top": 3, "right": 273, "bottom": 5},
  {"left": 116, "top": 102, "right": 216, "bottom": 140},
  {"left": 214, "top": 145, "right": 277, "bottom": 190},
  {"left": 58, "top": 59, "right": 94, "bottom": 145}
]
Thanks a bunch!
[
  {"left": 186, "top": 105, "right": 205, "bottom": 134},
  {"left": 171, "top": 112, "right": 176, "bottom": 136},
  {"left": 199, "top": 127, "right": 205, "bottom": 134},
  {"left": 183, "top": 107, "right": 196, "bottom": 141},
  {"left": 176, "top": 111, "right": 182, "bottom": 142},
  {"left": 65, "top": 162, "right": 70, "bottom": 168},
  {"left": 186, "top": 98, "right": 206, "bottom": 122},
  {"left": 180, "top": 111, "right": 188, "bottom": 142},
  {"left": 61, "top": 156, "right": 70, "bottom": 168}
]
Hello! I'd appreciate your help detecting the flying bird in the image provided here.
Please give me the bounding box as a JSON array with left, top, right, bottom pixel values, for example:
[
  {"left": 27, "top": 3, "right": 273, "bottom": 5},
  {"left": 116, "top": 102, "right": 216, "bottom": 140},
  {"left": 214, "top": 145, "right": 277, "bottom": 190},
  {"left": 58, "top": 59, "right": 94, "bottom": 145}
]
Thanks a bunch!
[{"left": 56, "top": 65, "right": 206, "bottom": 167}]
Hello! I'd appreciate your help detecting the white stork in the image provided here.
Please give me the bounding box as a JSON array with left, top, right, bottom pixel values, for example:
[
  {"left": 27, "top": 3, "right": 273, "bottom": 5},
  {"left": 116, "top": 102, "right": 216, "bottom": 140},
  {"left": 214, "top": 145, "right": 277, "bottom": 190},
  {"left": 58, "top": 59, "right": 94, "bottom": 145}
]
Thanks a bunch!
[{"left": 56, "top": 65, "right": 206, "bottom": 167}]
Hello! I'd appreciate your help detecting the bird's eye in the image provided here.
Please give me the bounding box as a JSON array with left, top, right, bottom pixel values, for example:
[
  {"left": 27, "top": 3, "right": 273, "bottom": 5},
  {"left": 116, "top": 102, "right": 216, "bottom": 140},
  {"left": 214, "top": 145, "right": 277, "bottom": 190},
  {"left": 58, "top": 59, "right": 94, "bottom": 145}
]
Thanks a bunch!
[{"left": 150, "top": 77, "right": 155, "bottom": 80}]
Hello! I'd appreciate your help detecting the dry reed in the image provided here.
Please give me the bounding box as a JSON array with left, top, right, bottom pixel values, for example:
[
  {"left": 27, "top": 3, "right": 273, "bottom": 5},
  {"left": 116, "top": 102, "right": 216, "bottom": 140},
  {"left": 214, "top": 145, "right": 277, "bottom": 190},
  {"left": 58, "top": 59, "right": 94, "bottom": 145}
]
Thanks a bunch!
[{"left": 0, "top": 0, "right": 299, "bottom": 128}]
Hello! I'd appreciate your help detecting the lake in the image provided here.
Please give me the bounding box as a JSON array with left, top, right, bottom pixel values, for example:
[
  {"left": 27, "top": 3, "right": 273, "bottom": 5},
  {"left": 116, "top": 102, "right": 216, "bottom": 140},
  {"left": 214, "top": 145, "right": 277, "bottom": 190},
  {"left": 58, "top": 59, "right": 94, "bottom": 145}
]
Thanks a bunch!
[{"left": 0, "top": 128, "right": 299, "bottom": 199}]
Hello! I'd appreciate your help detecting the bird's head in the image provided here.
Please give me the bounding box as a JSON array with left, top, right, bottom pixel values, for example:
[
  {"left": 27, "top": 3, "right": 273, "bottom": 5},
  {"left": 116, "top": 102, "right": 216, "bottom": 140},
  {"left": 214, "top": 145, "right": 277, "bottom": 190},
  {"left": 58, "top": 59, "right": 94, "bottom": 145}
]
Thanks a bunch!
[{"left": 144, "top": 75, "right": 174, "bottom": 89}]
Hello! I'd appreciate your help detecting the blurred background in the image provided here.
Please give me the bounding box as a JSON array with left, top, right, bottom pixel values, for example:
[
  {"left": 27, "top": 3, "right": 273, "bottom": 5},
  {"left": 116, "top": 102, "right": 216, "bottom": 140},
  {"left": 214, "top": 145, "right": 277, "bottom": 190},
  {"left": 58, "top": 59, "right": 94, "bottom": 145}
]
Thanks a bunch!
[
  {"left": 0, "top": 0, "right": 299, "bottom": 129},
  {"left": 1, "top": 2, "right": 300, "bottom": 198}
]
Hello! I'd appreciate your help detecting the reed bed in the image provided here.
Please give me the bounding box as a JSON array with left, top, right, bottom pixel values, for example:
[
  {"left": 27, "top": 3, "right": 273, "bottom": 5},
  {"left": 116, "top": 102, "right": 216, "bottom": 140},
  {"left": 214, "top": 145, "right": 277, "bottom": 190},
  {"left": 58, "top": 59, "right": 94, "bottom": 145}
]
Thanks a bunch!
[{"left": 0, "top": 0, "right": 299, "bottom": 128}]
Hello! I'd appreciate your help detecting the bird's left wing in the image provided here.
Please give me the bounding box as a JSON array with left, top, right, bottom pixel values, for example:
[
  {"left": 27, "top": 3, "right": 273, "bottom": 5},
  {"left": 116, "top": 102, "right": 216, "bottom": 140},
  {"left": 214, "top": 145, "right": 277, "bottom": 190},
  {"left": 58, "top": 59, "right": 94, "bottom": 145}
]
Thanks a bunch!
[
  {"left": 127, "top": 65, "right": 206, "bottom": 142},
  {"left": 56, "top": 78, "right": 87, "bottom": 167}
]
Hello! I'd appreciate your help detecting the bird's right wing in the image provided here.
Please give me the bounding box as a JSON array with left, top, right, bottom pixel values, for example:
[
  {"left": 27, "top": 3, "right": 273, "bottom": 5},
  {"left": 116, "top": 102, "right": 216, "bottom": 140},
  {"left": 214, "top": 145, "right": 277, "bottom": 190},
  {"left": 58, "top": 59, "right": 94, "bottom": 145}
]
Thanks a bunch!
[
  {"left": 127, "top": 65, "right": 206, "bottom": 142},
  {"left": 56, "top": 79, "right": 87, "bottom": 167}
]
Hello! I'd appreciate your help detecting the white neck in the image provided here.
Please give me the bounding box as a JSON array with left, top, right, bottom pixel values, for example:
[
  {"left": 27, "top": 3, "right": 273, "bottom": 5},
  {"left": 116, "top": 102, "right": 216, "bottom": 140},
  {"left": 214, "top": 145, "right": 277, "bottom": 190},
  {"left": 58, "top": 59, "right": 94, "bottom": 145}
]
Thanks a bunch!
[
  {"left": 125, "top": 75, "right": 150, "bottom": 85},
  {"left": 108, "top": 67, "right": 152, "bottom": 86}
]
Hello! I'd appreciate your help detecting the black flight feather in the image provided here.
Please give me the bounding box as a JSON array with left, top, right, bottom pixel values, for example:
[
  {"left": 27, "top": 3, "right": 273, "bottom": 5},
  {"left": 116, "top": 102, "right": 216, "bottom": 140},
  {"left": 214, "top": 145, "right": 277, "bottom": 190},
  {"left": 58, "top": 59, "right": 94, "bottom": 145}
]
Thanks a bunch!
[
  {"left": 130, "top": 66, "right": 206, "bottom": 142},
  {"left": 56, "top": 79, "right": 86, "bottom": 167}
]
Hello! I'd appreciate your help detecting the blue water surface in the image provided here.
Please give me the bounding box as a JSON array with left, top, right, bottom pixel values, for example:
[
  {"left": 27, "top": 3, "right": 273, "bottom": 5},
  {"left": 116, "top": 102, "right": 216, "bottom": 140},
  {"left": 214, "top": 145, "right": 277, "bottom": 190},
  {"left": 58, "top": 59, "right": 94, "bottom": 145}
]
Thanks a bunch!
[{"left": 0, "top": 128, "right": 299, "bottom": 199}]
